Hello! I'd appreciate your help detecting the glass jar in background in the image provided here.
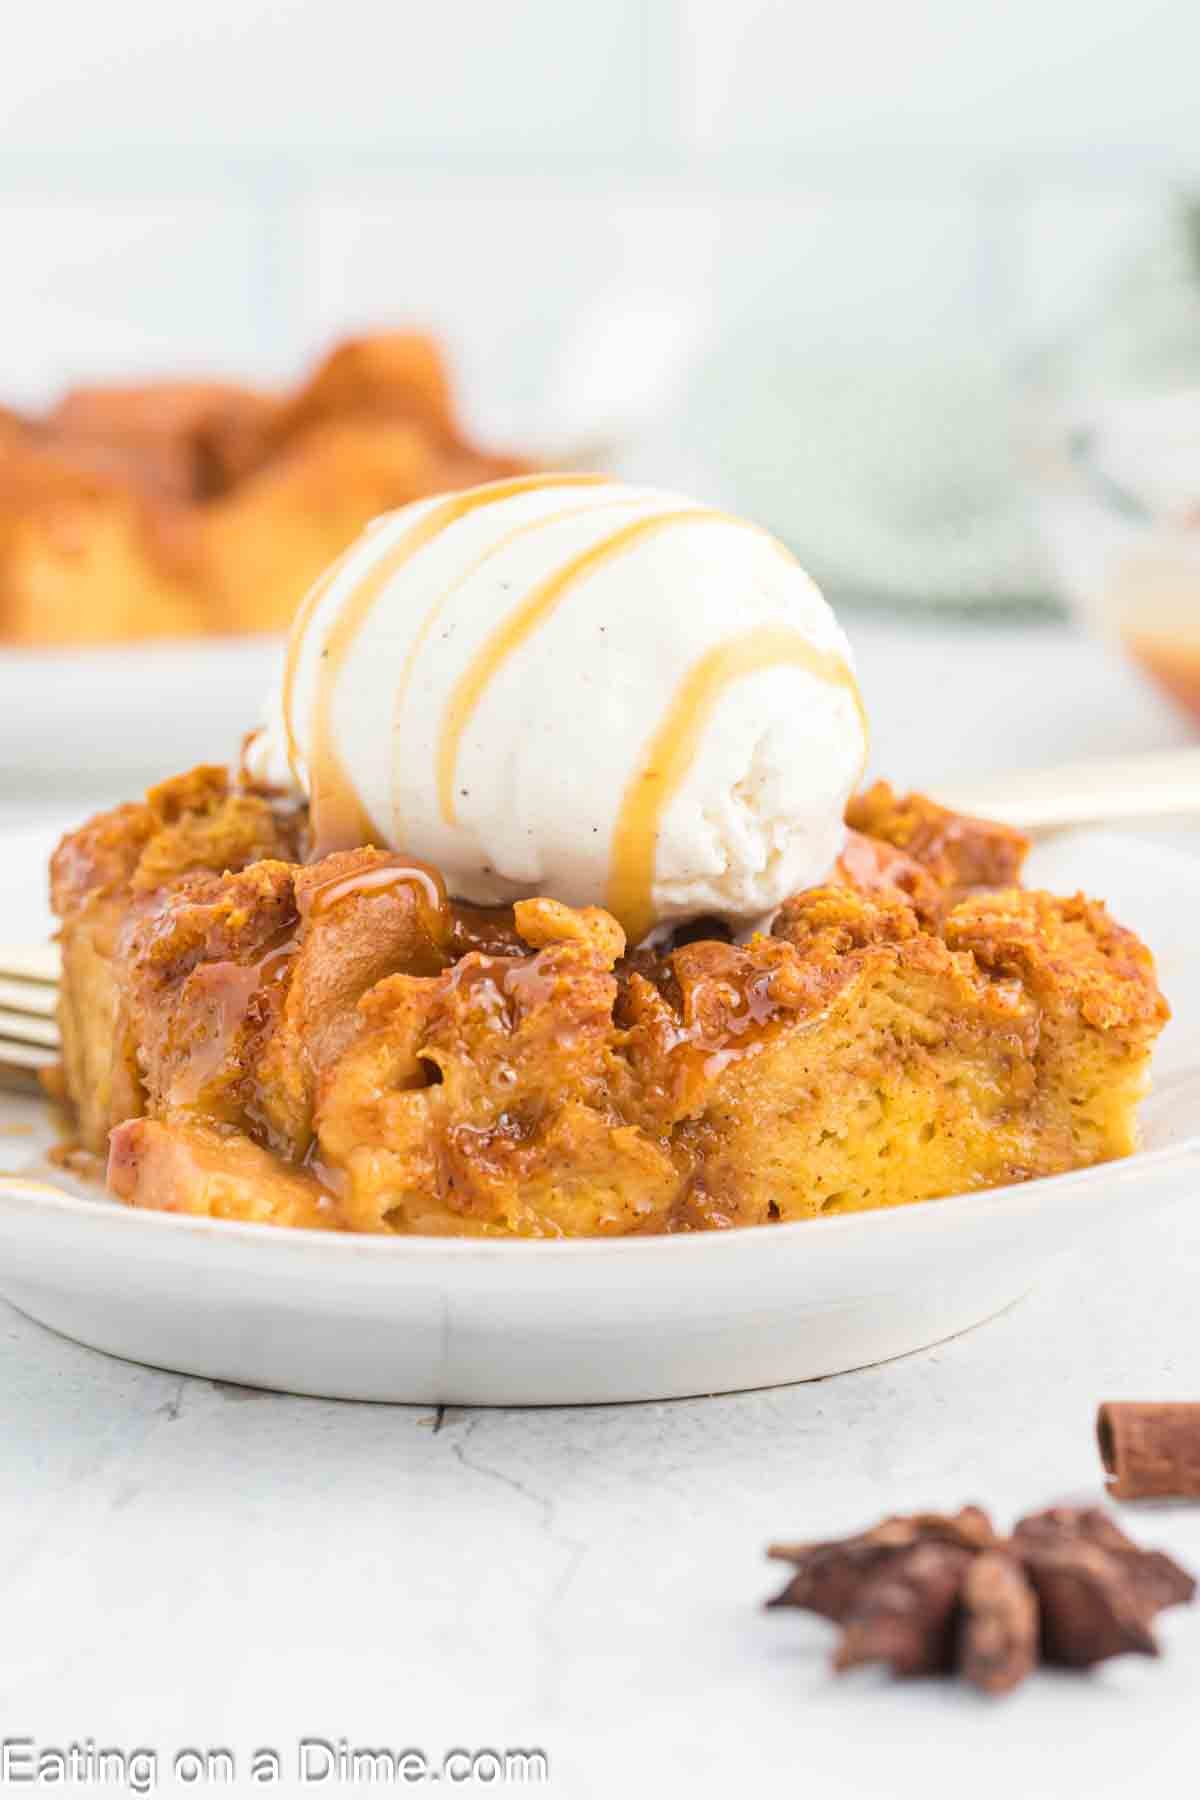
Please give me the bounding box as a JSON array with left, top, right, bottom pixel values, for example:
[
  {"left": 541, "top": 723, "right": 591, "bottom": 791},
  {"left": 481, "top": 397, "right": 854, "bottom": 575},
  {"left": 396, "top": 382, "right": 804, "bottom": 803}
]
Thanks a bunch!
[{"left": 1039, "top": 391, "right": 1200, "bottom": 727}]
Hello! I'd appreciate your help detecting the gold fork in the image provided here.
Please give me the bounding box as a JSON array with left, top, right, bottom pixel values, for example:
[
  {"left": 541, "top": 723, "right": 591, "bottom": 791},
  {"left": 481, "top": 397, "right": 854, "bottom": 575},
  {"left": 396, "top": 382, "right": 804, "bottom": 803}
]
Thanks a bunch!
[{"left": 0, "top": 944, "right": 60, "bottom": 1092}]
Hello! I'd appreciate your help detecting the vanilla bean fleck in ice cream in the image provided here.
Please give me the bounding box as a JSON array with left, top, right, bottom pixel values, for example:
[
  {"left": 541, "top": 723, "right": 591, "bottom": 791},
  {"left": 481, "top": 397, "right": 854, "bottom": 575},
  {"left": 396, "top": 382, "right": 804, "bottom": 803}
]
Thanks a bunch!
[{"left": 245, "top": 474, "right": 868, "bottom": 943}]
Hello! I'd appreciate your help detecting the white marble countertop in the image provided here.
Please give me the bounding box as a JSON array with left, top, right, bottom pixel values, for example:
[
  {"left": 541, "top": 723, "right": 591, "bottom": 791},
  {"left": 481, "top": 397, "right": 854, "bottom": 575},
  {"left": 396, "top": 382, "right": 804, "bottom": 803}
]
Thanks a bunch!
[{"left": 2, "top": 617, "right": 1199, "bottom": 1798}]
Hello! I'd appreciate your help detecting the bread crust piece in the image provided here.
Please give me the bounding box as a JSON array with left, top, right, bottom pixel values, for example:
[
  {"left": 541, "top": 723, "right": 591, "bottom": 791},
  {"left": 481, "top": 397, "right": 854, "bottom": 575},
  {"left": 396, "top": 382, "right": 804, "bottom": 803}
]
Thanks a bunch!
[
  {"left": 51, "top": 775, "right": 1169, "bottom": 1237},
  {"left": 49, "top": 381, "right": 276, "bottom": 501},
  {"left": 0, "top": 331, "right": 530, "bottom": 644},
  {"left": 846, "top": 780, "right": 1030, "bottom": 893},
  {"left": 51, "top": 768, "right": 303, "bottom": 1152},
  {"left": 196, "top": 417, "right": 448, "bottom": 634},
  {"left": 0, "top": 437, "right": 207, "bottom": 644}
]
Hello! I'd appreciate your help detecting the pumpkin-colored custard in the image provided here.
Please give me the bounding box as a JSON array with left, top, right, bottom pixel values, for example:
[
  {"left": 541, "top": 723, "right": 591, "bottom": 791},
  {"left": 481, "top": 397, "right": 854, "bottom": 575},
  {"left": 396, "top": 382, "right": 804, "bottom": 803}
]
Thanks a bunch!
[{"left": 51, "top": 769, "right": 1167, "bottom": 1237}]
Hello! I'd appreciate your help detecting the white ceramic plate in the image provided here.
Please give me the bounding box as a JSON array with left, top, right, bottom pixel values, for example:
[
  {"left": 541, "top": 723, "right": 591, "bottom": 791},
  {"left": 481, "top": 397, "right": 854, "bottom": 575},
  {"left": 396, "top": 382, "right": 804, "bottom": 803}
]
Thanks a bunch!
[
  {"left": 0, "top": 828, "right": 1197, "bottom": 1405},
  {"left": 0, "top": 638, "right": 279, "bottom": 785}
]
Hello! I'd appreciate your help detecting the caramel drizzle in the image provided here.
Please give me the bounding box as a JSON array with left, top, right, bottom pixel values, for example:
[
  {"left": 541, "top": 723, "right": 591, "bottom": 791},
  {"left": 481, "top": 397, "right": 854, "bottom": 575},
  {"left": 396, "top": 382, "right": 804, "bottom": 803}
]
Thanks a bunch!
[
  {"left": 389, "top": 492, "right": 636, "bottom": 838},
  {"left": 607, "top": 625, "right": 867, "bottom": 944},
  {"left": 436, "top": 507, "right": 721, "bottom": 827},
  {"left": 281, "top": 546, "right": 353, "bottom": 785},
  {"left": 293, "top": 473, "right": 604, "bottom": 857},
  {"left": 167, "top": 931, "right": 298, "bottom": 1108},
  {"left": 309, "top": 855, "right": 446, "bottom": 918}
]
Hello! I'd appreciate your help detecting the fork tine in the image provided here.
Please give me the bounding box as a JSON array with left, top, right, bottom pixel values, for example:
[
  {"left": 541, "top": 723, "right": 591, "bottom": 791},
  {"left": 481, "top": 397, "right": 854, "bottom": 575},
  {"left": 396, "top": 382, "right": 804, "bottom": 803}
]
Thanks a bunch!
[
  {"left": 0, "top": 1038, "right": 56, "bottom": 1065},
  {"left": 0, "top": 945, "right": 60, "bottom": 985},
  {"left": 0, "top": 1010, "right": 58, "bottom": 1049},
  {"left": 0, "top": 977, "right": 57, "bottom": 1018},
  {"left": 0, "top": 1040, "right": 56, "bottom": 1071},
  {"left": 0, "top": 948, "right": 62, "bottom": 1094}
]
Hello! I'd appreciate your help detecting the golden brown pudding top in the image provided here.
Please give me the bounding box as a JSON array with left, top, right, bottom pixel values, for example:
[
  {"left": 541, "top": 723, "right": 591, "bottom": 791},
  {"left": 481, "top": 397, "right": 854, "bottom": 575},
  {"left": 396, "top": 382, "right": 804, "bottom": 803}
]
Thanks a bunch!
[{"left": 52, "top": 771, "right": 1168, "bottom": 1237}]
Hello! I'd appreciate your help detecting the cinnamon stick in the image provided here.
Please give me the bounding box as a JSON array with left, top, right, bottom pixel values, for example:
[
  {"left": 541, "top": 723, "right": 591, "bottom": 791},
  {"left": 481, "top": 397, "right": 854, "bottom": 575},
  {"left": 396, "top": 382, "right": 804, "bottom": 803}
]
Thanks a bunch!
[{"left": 1098, "top": 1403, "right": 1200, "bottom": 1500}]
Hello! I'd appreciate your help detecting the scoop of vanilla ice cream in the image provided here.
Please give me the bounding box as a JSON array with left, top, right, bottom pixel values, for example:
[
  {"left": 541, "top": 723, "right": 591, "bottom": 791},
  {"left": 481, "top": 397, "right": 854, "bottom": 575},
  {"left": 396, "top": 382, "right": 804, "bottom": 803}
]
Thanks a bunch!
[{"left": 246, "top": 476, "right": 867, "bottom": 942}]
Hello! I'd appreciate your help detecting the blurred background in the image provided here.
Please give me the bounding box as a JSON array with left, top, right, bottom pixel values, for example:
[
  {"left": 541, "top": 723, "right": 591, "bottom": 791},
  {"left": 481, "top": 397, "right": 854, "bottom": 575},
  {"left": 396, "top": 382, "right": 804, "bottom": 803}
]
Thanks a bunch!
[{"left": 3, "top": 0, "right": 1200, "bottom": 830}]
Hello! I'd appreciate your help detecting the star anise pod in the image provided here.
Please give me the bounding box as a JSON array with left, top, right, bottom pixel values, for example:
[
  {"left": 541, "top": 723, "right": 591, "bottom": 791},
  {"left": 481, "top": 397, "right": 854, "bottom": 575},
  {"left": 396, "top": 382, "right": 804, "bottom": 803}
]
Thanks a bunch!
[{"left": 767, "top": 1504, "right": 1195, "bottom": 1696}]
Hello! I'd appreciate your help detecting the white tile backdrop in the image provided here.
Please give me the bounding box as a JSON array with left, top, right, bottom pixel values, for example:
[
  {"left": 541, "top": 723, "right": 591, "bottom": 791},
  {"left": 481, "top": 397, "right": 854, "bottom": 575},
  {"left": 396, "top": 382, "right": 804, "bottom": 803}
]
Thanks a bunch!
[{"left": 0, "top": 0, "right": 1198, "bottom": 441}]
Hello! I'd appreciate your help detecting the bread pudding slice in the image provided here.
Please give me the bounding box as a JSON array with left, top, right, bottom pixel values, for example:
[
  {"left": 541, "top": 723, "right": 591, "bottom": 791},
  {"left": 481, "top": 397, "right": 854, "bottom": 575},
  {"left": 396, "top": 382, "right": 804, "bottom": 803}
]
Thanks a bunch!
[
  {"left": 51, "top": 775, "right": 1168, "bottom": 1237},
  {"left": 1, "top": 331, "right": 529, "bottom": 645}
]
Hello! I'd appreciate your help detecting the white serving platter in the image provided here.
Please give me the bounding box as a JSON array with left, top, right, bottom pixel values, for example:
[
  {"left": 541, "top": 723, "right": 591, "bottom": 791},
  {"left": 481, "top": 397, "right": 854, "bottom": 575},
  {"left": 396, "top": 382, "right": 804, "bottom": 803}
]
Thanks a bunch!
[{"left": 0, "top": 827, "right": 1196, "bottom": 1405}]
